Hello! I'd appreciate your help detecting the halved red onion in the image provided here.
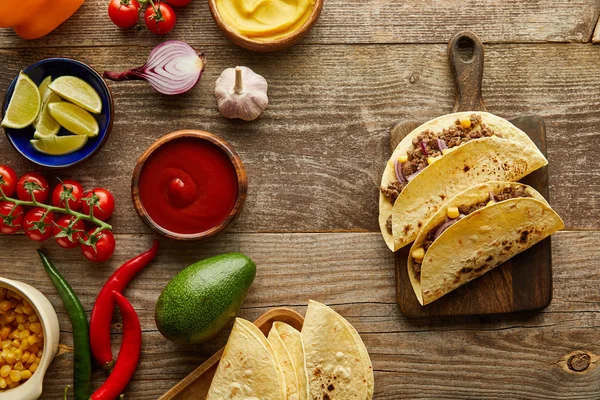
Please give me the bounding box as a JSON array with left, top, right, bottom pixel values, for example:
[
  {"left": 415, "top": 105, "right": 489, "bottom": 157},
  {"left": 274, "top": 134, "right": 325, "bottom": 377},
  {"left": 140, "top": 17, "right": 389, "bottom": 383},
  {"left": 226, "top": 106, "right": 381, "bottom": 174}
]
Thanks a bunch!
[
  {"left": 103, "top": 41, "right": 206, "bottom": 95},
  {"left": 394, "top": 159, "right": 406, "bottom": 183},
  {"left": 433, "top": 214, "right": 465, "bottom": 240}
]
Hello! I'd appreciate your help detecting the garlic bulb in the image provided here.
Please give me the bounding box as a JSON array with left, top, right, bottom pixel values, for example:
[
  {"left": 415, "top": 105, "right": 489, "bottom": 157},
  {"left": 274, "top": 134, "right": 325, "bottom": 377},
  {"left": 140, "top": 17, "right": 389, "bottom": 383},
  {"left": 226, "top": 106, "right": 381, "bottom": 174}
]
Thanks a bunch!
[{"left": 215, "top": 66, "right": 268, "bottom": 121}]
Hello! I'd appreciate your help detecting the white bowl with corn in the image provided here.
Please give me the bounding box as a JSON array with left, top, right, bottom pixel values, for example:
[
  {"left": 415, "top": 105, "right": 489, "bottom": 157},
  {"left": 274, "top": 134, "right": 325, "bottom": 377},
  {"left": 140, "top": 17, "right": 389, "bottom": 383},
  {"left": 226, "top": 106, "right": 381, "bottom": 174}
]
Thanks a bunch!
[{"left": 0, "top": 277, "right": 59, "bottom": 400}]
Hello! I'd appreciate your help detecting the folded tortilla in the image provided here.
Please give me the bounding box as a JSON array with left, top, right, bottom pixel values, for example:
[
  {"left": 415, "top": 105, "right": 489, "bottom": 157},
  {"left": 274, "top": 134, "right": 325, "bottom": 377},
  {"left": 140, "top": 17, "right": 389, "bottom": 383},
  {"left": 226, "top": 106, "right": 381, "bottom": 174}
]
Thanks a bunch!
[
  {"left": 379, "top": 112, "right": 547, "bottom": 251},
  {"left": 207, "top": 318, "right": 286, "bottom": 400},
  {"left": 301, "top": 300, "right": 374, "bottom": 399},
  {"left": 268, "top": 324, "right": 301, "bottom": 400},
  {"left": 407, "top": 182, "right": 564, "bottom": 305},
  {"left": 271, "top": 322, "right": 310, "bottom": 400}
]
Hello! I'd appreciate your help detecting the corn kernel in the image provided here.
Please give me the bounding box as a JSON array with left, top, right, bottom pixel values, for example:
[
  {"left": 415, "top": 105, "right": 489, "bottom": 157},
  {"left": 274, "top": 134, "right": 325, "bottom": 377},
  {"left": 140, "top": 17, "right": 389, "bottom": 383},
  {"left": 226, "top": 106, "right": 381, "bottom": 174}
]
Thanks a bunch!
[
  {"left": 28, "top": 344, "right": 39, "bottom": 354},
  {"left": 487, "top": 200, "right": 496, "bottom": 206},
  {"left": 0, "top": 301, "right": 11, "bottom": 312},
  {"left": 27, "top": 335, "right": 38, "bottom": 345},
  {"left": 0, "top": 365, "right": 10, "bottom": 377},
  {"left": 5, "top": 353, "right": 15, "bottom": 364},
  {"left": 20, "top": 340, "right": 29, "bottom": 351},
  {"left": 22, "top": 351, "right": 30, "bottom": 363},
  {"left": 27, "top": 315, "right": 38, "bottom": 323},
  {"left": 22, "top": 304, "right": 33, "bottom": 316},
  {"left": 35, "top": 356, "right": 41, "bottom": 364},
  {"left": 13, "top": 362, "right": 23, "bottom": 371},
  {"left": 441, "top": 148, "right": 451, "bottom": 155},
  {"left": 460, "top": 118, "right": 471, "bottom": 129},
  {"left": 11, "top": 339, "right": 20, "bottom": 348},
  {"left": 1, "top": 340, "right": 10, "bottom": 349},
  {"left": 20, "top": 370, "right": 31, "bottom": 380},
  {"left": 412, "top": 247, "right": 425, "bottom": 261},
  {"left": 0, "top": 377, "right": 6, "bottom": 389},
  {"left": 14, "top": 348, "right": 22, "bottom": 361},
  {"left": 15, "top": 314, "right": 26, "bottom": 324},
  {"left": 26, "top": 352, "right": 36, "bottom": 365},
  {"left": 17, "top": 324, "right": 24, "bottom": 331},
  {"left": 29, "top": 323, "right": 41, "bottom": 335},
  {"left": 447, "top": 207, "right": 460, "bottom": 219},
  {"left": 0, "top": 327, "right": 9, "bottom": 340},
  {"left": 9, "top": 382, "right": 19, "bottom": 389},
  {"left": 427, "top": 157, "right": 436, "bottom": 165},
  {"left": 9, "top": 370, "right": 20, "bottom": 383},
  {"left": 19, "top": 330, "right": 30, "bottom": 340},
  {"left": 14, "top": 305, "right": 23, "bottom": 314},
  {"left": 4, "top": 311, "right": 15, "bottom": 323},
  {"left": 29, "top": 363, "right": 38, "bottom": 373},
  {"left": 397, "top": 154, "right": 408, "bottom": 163}
]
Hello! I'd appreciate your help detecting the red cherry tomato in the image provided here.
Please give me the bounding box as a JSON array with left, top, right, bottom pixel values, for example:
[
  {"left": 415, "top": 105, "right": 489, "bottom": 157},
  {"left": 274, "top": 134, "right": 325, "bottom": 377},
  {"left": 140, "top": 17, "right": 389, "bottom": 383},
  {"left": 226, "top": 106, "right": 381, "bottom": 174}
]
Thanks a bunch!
[
  {"left": 53, "top": 215, "right": 86, "bottom": 249},
  {"left": 0, "top": 202, "right": 24, "bottom": 234},
  {"left": 81, "top": 230, "right": 116, "bottom": 262},
  {"left": 23, "top": 207, "right": 55, "bottom": 241},
  {"left": 108, "top": 0, "right": 141, "bottom": 29},
  {"left": 167, "top": 0, "right": 192, "bottom": 6},
  {"left": 0, "top": 165, "right": 18, "bottom": 197},
  {"left": 82, "top": 188, "right": 115, "bottom": 221},
  {"left": 52, "top": 180, "right": 84, "bottom": 211},
  {"left": 17, "top": 173, "right": 49, "bottom": 203},
  {"left": 144, "top": 2, "right": 176, "bottom": 34}
]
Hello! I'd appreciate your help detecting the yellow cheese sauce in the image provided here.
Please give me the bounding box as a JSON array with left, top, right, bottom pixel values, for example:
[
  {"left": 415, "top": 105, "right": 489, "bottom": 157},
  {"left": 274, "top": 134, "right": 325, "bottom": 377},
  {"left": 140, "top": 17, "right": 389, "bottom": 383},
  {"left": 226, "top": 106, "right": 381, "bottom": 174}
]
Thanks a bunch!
[{"left": 216, "top": 0, "right": 316, "bottom": 41}]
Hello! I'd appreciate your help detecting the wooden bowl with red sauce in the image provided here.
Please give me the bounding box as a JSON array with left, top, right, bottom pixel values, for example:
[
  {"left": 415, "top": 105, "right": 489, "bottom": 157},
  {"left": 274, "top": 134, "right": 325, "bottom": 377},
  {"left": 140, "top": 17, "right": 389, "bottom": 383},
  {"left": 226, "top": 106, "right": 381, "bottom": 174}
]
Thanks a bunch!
[{"left": 131, "top": 130, "right": 247, "bottom": 241}]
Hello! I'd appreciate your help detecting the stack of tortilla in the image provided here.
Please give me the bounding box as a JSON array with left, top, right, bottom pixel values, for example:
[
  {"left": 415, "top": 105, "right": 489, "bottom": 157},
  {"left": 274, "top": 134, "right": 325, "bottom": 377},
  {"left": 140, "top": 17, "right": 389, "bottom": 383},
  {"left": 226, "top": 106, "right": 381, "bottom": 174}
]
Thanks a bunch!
[
  {"left": 206, "top": 300, "right": 374, "bottom": 399},
  {"left": 378, "top": 112, "right": 564, "bottom": 305}
]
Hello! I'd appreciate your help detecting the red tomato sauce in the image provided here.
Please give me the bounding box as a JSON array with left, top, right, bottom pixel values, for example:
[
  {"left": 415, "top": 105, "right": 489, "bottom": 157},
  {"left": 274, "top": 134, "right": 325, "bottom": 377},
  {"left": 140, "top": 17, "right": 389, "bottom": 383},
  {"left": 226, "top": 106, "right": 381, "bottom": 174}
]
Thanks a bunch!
[{"left": 138, "top": 138, "right": 238, "bottom": 234}]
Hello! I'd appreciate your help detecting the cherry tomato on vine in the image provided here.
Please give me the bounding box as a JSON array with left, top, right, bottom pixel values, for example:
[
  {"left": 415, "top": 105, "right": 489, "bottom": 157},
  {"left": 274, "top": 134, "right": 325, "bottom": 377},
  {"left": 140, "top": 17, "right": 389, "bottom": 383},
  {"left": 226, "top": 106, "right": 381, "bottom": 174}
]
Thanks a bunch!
[
  {"left": 144, "top": 2, "right": 176, "bottom": 34},
  {"left": 0, "top": 202, "right": 24, "bottom": 234},
  {"left": 17, "top": 173, "right": 49, "bottom": 203},
  {"left": 81, "top": 229, "right": 116, "bottom": 262},
  {"left": 108, "top": 0, "right": 141, "bottom": 29},
  {"left": 52, "top": 180, "right": 84, "bottom": 211},
  {"left": 167, "top": 0, "right": 192, "bottom": 6},
  {"left": 53, "top": 215, "right": 86, "bottom": 249},
  {"left": 82, "top": 188, "right": 115, "bottom": 221},
  {"left": 0, "top": 165, "right": 18, "bottom": 197},
  {"left": 23, "top": 207, "right": 55, "bottom": 241}
]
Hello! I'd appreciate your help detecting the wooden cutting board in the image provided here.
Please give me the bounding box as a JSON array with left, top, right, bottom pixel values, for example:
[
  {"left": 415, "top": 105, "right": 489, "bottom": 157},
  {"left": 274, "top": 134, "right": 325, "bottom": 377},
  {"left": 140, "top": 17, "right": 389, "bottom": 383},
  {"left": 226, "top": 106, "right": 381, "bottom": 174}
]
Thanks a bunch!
[
  {"left": 158, "top": 308, "right": 304, "bottom": 400},
  {"left": 393, "top": 31, "right": 552, "bottom": 317}
]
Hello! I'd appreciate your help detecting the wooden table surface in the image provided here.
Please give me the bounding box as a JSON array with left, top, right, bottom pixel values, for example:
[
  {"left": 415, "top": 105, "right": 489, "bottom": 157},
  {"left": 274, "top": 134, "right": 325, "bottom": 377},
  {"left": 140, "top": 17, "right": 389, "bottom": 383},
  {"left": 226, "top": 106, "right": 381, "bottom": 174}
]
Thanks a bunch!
[{"left": 1, "top": 1, "right": 600, "bottom": 398}]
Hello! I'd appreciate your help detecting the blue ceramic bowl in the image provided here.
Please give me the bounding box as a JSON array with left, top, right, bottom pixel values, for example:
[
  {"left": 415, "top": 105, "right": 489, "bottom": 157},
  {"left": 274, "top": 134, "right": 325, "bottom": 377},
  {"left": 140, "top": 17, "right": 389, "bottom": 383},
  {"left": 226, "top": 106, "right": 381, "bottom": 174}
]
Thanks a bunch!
[{"left": 2, "top": 58, "right": 114, "bottom": 168}]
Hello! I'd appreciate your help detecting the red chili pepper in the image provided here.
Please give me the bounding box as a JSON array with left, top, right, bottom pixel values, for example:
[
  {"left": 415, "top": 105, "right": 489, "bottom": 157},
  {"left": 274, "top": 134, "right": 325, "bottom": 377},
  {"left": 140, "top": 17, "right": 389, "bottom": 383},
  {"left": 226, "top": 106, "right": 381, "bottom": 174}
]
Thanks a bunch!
[
  {"left": 91, "top": 292, "right": 142, "bottom": 400},
  {"left": 90, "top": 240, "right": 158, "bottom": 369}
]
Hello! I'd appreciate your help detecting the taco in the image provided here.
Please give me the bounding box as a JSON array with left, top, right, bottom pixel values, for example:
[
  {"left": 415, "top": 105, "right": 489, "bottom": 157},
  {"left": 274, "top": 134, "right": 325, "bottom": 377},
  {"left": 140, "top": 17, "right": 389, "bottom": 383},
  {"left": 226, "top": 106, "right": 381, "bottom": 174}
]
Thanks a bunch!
[
  {"left": 207, "top": 318, "right": 286, "bottom": 399},
  {"left": 301, "top": 300, "right": 374, "bottom": 400},
  {"left": 268, "top": 324, "right": 301, "bottom": 400},
  {"left": 379, "top": 112, "right": 547, "bottom": 251},
  {"left": 407, "top": 182, "right": 564, "bottom": 305},
  {"left": 271, "top": 322, "right": 310, "bottom": 400}
]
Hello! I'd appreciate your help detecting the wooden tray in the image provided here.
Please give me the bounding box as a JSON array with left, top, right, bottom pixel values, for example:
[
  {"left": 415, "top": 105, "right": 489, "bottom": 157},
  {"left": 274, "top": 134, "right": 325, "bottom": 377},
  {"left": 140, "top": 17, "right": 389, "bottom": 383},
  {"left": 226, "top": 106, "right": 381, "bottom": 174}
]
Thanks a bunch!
[
  {"left": 159, "top": 308, "right": 305, "bottom": 400},
  {"left": 393, "top": 31, "right": 552, "bottom": 317}
]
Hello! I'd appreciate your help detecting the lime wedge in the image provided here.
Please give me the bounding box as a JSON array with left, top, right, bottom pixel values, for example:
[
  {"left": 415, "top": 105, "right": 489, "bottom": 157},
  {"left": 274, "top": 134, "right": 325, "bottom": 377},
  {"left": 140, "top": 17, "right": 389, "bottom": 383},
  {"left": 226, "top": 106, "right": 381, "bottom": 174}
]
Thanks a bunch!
[
  {"left": 38, "top": 76, "right": 52, "bottom": 97},
  {"left": 31, "top": 135, "right": 88, "bottom": 156},
  {"left": 34, "top": 77, "right": 62, "bottom": 138},
  {"left": 48, "top": 102, "right": 99, "bottom": 137},
  {"left": 48, "top": 76, "right": 102, "bottom": 114},
  {"left": 1, "top": 72, "right": 41, "bottom": 129}
]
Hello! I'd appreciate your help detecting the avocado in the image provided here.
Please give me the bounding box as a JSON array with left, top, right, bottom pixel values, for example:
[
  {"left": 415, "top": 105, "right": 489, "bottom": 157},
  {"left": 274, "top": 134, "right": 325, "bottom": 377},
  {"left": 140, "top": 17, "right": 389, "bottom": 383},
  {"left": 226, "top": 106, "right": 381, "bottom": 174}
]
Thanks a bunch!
[{"left": 155, "top": 252, "right": 256, "bottom": 344}]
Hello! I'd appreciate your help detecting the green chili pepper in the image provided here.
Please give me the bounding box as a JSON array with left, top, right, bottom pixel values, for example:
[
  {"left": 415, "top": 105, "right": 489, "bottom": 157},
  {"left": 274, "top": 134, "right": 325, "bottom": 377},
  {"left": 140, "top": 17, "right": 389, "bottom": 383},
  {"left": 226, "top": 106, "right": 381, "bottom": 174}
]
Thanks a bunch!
[{"left": 38, "top": 250, "right": 92, "bottom": 400}]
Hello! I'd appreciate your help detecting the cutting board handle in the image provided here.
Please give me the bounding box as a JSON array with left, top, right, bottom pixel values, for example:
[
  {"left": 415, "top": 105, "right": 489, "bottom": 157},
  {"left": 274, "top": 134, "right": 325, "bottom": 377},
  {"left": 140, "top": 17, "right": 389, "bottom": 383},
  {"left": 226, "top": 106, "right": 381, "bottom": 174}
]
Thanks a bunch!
[{"left": 448, "top": 31, "right": 487, "bottom": 112}]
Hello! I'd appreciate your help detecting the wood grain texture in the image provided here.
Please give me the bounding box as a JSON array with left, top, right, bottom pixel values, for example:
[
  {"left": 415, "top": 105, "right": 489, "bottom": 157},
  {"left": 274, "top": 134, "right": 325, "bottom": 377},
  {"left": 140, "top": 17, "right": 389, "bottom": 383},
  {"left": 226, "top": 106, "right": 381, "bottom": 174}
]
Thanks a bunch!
[
  {"left": 1, "top": 43, "right": 598, "bottom": 232},
  {"left": 0, "top": 0, "right": 598, "bottom": 48},
  {"left": 0, "top": 231, "right": 598, "bottom": 399}
]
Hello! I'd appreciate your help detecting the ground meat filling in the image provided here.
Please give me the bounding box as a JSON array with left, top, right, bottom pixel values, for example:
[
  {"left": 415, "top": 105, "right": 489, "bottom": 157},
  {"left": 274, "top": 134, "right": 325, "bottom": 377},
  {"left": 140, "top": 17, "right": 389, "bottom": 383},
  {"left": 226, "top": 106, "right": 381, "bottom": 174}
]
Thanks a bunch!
[
  {"left": 412, "top": 186, "right": 532, "bottom": 280},
  {"left": 381, "top": 114, "right": 499, "bottom": 204},
  {"left": 386, "top": 215, "right": 393, "bottom": 234}
]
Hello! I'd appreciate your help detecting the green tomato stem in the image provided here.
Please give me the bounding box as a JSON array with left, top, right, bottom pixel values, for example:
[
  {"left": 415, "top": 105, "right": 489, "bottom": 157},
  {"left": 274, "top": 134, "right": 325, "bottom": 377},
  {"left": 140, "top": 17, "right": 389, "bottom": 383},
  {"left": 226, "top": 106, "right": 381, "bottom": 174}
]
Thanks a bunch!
[{"left": 0, "top": 193, "right": 112, "bottom": 232}]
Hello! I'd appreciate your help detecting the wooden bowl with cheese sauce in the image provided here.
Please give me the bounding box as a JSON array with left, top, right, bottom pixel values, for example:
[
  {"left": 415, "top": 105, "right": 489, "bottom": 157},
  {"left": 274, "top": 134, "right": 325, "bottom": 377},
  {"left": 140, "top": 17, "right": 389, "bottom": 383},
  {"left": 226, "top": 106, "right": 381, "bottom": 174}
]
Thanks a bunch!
[{"left": 208, "top": 0, "right": 324, "bottom": 52}]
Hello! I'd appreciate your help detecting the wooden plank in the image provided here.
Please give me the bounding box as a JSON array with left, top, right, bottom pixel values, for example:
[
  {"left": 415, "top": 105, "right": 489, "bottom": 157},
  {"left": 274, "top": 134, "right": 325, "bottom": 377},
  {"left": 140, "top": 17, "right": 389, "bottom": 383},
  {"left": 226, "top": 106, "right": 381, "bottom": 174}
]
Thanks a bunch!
[
  {"left": 0, "top": 0, "right": 597, "bottom": 48},
  {"left": 0, "top": 231, "right": 598, "bottom": 399},
  {"left": 1, "top": 43, "right": 598, "bottom": 233}
]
